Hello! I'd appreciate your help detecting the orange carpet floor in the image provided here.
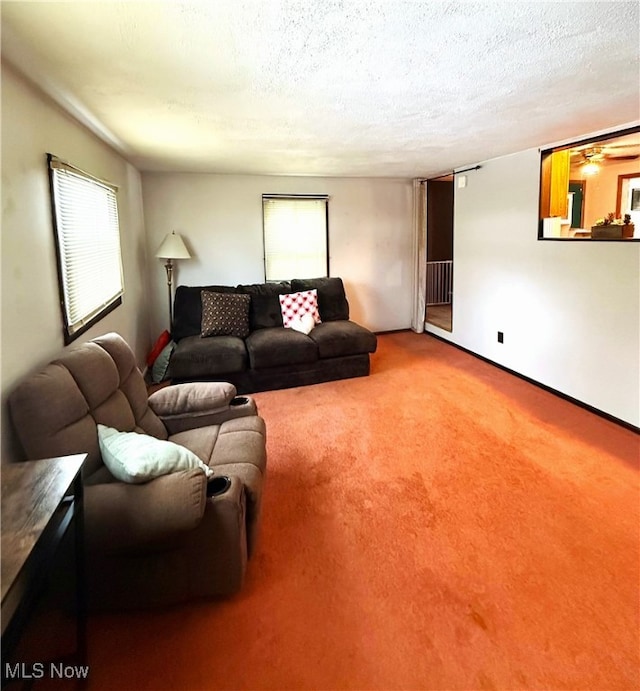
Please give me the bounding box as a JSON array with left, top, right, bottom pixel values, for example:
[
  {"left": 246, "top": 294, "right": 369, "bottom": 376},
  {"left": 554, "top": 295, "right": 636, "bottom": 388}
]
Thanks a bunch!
[{"left": 85, "top": 332, "right": 639, "bottom": 690}]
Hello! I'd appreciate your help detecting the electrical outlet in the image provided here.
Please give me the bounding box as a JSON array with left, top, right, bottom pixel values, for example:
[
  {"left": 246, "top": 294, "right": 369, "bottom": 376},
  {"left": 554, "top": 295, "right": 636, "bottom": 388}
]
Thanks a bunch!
[{"left": 497, "top": 331, "right": 504, "bottom": 343}]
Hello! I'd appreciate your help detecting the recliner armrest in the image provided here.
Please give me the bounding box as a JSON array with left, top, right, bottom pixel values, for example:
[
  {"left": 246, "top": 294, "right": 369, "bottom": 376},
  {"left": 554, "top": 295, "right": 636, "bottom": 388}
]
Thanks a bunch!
[
  {"left": 84, "top": 468, "right": 207, "bottom": 554},
  {"left": 148, "top": 381, "right": 258, "bottom": 434}
]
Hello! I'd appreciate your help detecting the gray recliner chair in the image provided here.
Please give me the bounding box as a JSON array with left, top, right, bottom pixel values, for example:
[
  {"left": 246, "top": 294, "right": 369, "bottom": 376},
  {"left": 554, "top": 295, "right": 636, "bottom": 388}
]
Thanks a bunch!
[{"left": 8, "top": 332, "right": 267, "bottom": 610}]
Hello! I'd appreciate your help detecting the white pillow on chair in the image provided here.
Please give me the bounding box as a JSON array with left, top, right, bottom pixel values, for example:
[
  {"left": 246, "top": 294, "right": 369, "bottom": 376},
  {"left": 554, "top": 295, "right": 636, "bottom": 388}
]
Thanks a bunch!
[{"left": 97, "top": 424, "right": 213, "bottom": 483}]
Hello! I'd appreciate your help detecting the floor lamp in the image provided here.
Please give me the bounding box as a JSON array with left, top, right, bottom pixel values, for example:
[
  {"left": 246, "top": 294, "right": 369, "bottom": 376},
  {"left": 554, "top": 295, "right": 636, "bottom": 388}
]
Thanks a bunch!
[{"left": 155, "top": 231, "right": 191, "bottom": 328}]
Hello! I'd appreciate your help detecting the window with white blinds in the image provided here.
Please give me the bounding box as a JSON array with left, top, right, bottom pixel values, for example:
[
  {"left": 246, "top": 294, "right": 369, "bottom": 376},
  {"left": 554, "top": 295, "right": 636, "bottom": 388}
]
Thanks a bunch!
[
  {"left": 262, "top": 195, "right": 329, "bottom": 281},
  {"left": 48, "top": 154, "right": 124, "bottom": 343}
]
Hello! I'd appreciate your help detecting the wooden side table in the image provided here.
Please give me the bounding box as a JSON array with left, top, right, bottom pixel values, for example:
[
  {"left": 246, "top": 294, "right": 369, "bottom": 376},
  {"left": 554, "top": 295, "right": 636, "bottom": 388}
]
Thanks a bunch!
[{"left": 1, "top": 454, "right": 87, "bottom": 685}]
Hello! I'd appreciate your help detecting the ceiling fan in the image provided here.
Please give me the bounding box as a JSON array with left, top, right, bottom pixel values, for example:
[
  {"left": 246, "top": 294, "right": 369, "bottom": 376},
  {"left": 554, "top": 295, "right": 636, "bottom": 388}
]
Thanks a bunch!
[{"left": 571, "top": 142, "right": 640, "bottom": 164}]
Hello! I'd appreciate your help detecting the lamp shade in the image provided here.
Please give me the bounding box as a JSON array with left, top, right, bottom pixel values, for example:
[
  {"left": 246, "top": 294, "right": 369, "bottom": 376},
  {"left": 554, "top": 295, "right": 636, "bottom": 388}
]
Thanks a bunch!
[{"left": 155, "top": 231, "right": 191, "bottom": 259}]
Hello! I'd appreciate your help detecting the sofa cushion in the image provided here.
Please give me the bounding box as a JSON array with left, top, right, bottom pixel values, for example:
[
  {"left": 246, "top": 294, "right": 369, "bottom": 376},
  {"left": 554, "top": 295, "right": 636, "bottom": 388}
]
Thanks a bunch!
[
  {"left": 171, "top": 416, "right": 267, "bottom": 475},
  {"left": 245, "top": 328, "right": 318, "bottom": 369},
  {"left": 172, "top": 285, "right": 239, "bottom": 341},
  {"left": 84, "top": 469, "right": 207, "bottom": 553},
  {"left": 168, "top": 335, "right": 247, "bottom": 380},
  {"left": 279, "top": 289, "right": 321, "bottom": 328},
  {"left": 307, "top": 321, "right": 378, "bottom": 359},
  {"left": 97, "top": 424, "right": 214, "bottom": 483},
  {"left": 238, "top": 282, "right": 291, "bottom": 330},
  {"left": 291, "top": 277, "right": 349, "bottom": 321},
  {"left": 201, "top": 291, "right": 250, "bottom": 338}
]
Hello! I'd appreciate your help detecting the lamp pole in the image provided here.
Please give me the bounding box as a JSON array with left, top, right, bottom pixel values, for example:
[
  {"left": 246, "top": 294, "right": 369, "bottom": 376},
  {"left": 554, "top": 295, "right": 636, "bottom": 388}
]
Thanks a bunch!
[{"left": 164, "top": 258, "right": 175, "bottom": 327}]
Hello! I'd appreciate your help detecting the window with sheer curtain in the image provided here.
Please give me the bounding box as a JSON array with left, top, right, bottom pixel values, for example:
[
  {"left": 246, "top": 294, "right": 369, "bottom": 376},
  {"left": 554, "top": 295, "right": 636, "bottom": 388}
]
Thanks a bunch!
[
  {"left": 262, "top": 195, "right": 329, "bottom": 281},
  {"left": 48, "top": 154, "right": 124, "bottom": 343}
]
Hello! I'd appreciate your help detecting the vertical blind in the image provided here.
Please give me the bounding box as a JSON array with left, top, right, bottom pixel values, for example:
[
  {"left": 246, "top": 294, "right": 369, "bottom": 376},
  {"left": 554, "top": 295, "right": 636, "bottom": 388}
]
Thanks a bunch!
[
  {"left": 262, "top": 195, "right": 329, "bottom": 281},
  {"left": 49, "top": 155, "right": 124, "bottom": 340}
]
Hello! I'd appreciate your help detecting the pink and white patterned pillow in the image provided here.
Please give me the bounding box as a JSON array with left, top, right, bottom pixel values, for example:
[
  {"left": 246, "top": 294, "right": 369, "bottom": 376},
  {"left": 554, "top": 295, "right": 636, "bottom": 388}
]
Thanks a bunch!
[{"left": 279, "top": 289, "right": 321, "bottom": 329}]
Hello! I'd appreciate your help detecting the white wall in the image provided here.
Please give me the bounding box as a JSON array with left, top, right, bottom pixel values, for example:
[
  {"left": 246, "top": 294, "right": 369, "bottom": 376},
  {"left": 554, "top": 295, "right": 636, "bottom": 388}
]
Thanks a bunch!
[
  {"left": 141, "top": 173, "right": 413, "bottom": 336},
  {"left": 428, "top": 148, "right": 640, "bottom": 427},
  {"left": 1, "top": 65, "right": 152, "bottom": 461}
]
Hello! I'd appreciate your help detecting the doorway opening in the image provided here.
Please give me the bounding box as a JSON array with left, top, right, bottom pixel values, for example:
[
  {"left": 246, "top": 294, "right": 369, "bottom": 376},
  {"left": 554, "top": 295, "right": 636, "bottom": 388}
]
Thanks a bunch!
[{"left": 425, "top": 176, "right": 454, "bottom": 332}]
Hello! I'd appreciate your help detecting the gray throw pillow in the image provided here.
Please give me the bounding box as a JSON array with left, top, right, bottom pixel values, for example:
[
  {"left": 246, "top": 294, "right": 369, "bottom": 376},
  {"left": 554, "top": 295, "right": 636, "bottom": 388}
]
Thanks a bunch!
[
  {"left": 201, "top": 291, "right": 250, "bottom": 338},
  {"left": 151, "top": 341, "right": 175, "bottom": 383}
]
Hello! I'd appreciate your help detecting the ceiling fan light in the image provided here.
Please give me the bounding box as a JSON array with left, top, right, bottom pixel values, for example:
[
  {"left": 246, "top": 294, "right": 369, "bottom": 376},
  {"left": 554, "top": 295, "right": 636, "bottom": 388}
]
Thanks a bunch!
[{"left": 582, "top": 161, "right": 600, "bottom": 175}]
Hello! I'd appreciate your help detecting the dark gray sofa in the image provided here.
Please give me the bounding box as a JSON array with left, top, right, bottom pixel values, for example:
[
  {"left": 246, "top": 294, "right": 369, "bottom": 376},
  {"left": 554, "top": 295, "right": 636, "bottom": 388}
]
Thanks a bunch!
[{"left": 167, "top": 277, "right": 377, "bottom": 393}]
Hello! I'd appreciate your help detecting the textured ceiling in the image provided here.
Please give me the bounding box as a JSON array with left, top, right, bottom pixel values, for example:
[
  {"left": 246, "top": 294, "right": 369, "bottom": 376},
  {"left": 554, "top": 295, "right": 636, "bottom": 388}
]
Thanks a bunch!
[{"left": 2, "top": 1, "right": 639, "bottom": 178}]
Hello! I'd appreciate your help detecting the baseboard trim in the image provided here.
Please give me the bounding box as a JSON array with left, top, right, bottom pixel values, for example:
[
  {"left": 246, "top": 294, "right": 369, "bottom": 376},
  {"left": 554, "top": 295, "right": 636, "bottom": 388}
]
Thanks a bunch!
[
  {"left": 424, "top": 332, "right": 639, "bottom": 434},
  {"left": 374, "top": 328, "right": 413, "bottom": 335}
]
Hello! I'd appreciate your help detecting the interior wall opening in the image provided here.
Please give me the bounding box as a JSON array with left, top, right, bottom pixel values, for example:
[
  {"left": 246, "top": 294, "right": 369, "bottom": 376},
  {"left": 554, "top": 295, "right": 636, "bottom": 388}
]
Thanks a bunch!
[
  {"left": 539, "top": 126, "right": 640, "bottom": 240},
  {"left": 425, "top": 175, "right": 454, "bottom": 332}
]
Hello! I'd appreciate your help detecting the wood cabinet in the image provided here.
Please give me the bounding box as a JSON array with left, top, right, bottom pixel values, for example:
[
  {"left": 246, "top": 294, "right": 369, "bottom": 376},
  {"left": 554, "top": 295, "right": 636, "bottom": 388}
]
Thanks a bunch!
[{"left": 540, "top": 149, "right": 570, "bottom": 219}]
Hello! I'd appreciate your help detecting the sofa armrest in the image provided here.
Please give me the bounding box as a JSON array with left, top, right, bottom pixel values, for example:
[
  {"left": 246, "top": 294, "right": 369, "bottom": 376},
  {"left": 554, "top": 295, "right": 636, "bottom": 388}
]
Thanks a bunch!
[
  {"left": 148, "top": 381, "right": 258, "bottom": 434},
  {"left": 84, "top": 468, "right": 207, "bottom": 555}
]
